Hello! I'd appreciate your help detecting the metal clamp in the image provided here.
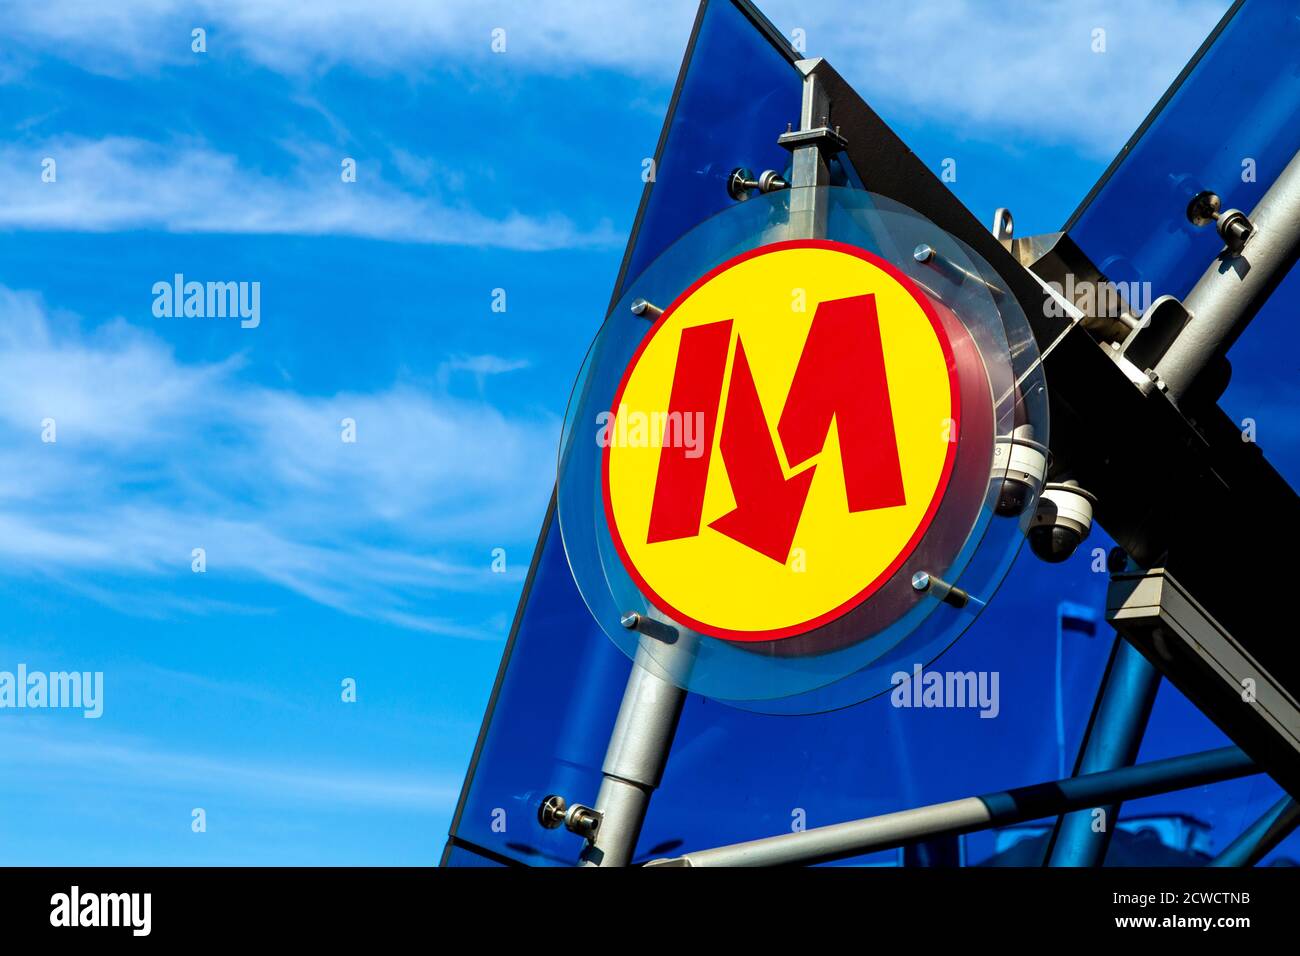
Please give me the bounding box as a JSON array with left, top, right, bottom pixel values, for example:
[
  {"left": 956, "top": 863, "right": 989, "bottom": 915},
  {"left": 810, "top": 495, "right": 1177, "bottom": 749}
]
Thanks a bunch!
[
  {"left": 1187, "top": 190, "right": 1254, "bottom": 255},
  {"left": 537, "top": 794, "right": 602, "bottom": 842},
  {"left": 776, "top": 121, "right": 847, "bottom": 157},
  {"left": 727, "top": 167, "right": 789, "bottom": 201}
]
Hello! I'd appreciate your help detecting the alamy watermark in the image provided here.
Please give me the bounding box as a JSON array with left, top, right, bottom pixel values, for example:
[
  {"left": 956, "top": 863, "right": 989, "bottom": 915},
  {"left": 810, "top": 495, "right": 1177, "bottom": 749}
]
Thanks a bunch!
[
  {"left": 50, "top": 886, "right": 150, "bottom": 936},
  {"left": 1043, "top": 274, "right": 1152, "bottom": 320},
  {"left": 596, "top": 407, "right": 707, "bottom": 458},
  {"left": 152, "top": 274, "right": 260, "bottom": 328},
  {"left": 890, "top": 663, "right": 999, "bottom": 718},
  {"left": 0, "top": 664, "right": 103, "bottom": 718}
]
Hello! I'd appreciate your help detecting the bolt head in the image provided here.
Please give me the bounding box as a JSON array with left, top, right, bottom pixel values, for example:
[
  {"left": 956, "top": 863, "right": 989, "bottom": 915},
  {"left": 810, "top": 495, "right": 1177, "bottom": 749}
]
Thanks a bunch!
[
  {"left": 727, "top": 167, "right": 756, "bottom": 201},
  {"left": 538, "top": 795, "right": 568, "bottom": 829},
  {"left": 620, "top": 611, "right": 641, "bottom": 630},
  {"left": 1187, "top": 190, "right": 1221, "bottom": 227},
  {"left": 910, "top": 571, "right": 931, "bottom": 592},
  {"left": 913, "top": 244, "right": 935, "bottom": 264}
]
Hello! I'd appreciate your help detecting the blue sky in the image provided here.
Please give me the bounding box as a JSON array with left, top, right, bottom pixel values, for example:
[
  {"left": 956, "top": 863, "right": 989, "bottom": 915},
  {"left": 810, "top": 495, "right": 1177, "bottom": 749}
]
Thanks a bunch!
[{"left": 5, "top": 0, "right": 1294, "bottom": 866}]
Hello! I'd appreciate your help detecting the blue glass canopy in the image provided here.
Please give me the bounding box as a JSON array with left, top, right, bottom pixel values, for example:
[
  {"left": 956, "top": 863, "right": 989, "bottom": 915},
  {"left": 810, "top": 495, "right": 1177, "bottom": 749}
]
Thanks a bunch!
[{"left": 445, "top": 0, "right": 1300, "bottom": 867}]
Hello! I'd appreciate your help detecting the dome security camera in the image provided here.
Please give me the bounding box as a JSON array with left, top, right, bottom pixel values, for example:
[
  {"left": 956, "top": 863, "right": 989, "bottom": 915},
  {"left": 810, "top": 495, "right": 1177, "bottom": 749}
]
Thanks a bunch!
[
  {"left": 993, "top": 425, "right": 1048, "bottom": 518},
  {"left": 1028, "top": 480, "right": 1096, "bottom": 563}
]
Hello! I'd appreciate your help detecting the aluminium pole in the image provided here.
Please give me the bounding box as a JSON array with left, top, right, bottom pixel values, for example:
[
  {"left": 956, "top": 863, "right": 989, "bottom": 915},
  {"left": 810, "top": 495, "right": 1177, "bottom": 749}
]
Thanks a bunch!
[
  {"left": 580, "top": 59, "right": 839, "bottom": 868},
  {"left": 1043, "top": 634, "right": 1162, "bottom": 866},
  {"left": 1154, "top": 148, "right": 1300, "bottom": 403},
  {"left": 645, "top": 746, "right": 1255, "bottom": 867},
  {"left": 578, "top": 630, "right": 689, "bottom": 867},
  {"left": 1208, "top": 794, "right": 1300, "bottom": 867}
]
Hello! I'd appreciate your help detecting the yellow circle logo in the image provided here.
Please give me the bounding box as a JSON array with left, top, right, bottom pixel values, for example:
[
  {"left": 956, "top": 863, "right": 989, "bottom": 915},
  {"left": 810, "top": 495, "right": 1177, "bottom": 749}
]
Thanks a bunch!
[{"left": 603, "top": 240, "right": 959, "bottom": 641}]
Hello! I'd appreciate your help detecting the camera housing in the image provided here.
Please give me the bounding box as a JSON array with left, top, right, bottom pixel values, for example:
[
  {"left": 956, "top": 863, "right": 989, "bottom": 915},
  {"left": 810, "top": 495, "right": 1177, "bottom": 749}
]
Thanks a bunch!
[
  {"left": 993, "top": 425, "right": 1048, "bottom": 518},
  {"left": 1028, "top": 480, "right": 1096, "bottom": 563}
]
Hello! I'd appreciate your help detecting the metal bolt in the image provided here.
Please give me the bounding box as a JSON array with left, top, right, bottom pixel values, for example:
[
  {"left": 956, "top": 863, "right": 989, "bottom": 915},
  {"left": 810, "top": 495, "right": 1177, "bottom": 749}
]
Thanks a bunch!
[
  {"left": 620, "top": 611, "right": 641, "bottom": 630},
  {"left": 629, "top": 298, "right": 662, "bottom": 319},
  {"left": 1143, "top": 368, "right": 1169, "bottom": 393},
  {"left": 1187, "top": 190, "right": 1221, "bottom": 227},
  {"left": 729, "top": 166, "right": 790, "bottom": 200},
  {"left": 910, "top": 570, "right": 969, "bottom": 609},
  {"left": 538, "top": 794, "right": 568, "bottom": 829},
  {"left": 757, "top": 169, "right": 789, "bottom": 193},
  {"left": 727, "top": 167, "right": 758, "bottom": 201},
  {"left": 1187, "top": 191, "right": 1253, "bottom": 254},
  {"left": 913, "top": 242, "right": 1004, "bottom": 299},
  {"left": 538, "top": 795, "right": 601, "bottom": 843}
]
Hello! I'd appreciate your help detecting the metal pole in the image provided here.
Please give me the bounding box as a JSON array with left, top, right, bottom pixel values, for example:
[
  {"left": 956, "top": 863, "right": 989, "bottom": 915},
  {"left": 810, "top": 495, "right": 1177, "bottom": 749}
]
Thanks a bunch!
[
  {"left": 1208, "top": 795, "right": 1300, "bottom": 868},
  {"left": 1055, "top": 612, "right": 1065, "bottom": 780},
  {"left": 646, "top": 746, "right": 1255, "bottom": 867},
  {"left": 1155, "top": 148, "right": 1300, "bottom": 403},
  {"left": 578, "top": 636, "right": 687, "bottom": 867},
  {"left": 580, "top": 59, "right": 842, "bottom": 869},
  {"left": 1044, "top": 635, "right": 1162, "bottom": 866},
  {"left": 784, "top": 60, "right": 834, "bottom": 240}
]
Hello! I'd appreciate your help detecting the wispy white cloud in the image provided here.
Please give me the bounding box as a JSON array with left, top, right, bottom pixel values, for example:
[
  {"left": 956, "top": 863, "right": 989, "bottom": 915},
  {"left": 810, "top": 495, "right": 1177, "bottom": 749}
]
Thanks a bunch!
[
  {"left": 438, "top": 354, "right": 531, "bottom": 394},
  {"left": 0, "top": 287, "right": 557, "bottom": 637},
  {"left": 3, "top": 1, "right": 1230, "bottom": 154},
  {"left": 4, "top": 0, "right": 700, "bottom": 78},
  {"left": 0, "top": 724, "right": 458, "bottom": 810},
  {"left": 0, "top": 137, "right": 618, "bottom": 249},
  {"left": 764, "top": 0, "right": 1229, "bottom": 156},
  {"left": 442, "top": 355, "right": 531, "bottom": 377}
]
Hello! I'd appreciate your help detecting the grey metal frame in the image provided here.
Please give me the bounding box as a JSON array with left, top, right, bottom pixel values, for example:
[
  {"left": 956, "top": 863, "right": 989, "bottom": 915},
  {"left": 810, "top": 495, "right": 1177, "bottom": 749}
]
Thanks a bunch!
[
  {"left": 573, "top": 77, "right": 1300, "bottom": 872},
  {"left": 1044, "top": 637, "right": 1162, "bottom": 866},
  {"left": 579, "top": 639, "right": 688, "bottom": 867},
  {"left": 645, "top": 746, "right": 1255, "bottom": 866},
  {"left": 577, "top": 52, "right": 836, "bottom": 868},
  {"left": 1108, "top": 567, "right": 1300, "bottom": 796},
  {"left": 1209, "top": 795, "right": 1300, "bottom": 867}
]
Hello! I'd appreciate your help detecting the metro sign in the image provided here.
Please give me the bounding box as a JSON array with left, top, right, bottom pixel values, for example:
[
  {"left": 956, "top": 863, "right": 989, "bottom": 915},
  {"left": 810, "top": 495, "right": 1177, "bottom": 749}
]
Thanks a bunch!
[{"left": 602, "top": 240, "right": 961, "bottom": 642}]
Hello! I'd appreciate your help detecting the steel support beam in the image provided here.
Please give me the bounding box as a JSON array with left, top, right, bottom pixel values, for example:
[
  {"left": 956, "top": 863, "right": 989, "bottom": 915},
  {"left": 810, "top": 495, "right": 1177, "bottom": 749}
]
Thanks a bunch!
[
  {"left": 1044, "top": 636, "right": 1162, "bottom": 866},
  {"left": 578, "top": 638, "right": 687, "bottom": 867},
  {"left": 1108, "top": 568, "right": 1300, "bottom": 798},
  {"left": 805, "top": 59, "right": 1298, "bottom": 791},
  {"left": 1208, "top": 795, "right": 1300, "bottom": 868},
  {"left": 646, "top": 746, "right": 1255, "bottom": 867}
]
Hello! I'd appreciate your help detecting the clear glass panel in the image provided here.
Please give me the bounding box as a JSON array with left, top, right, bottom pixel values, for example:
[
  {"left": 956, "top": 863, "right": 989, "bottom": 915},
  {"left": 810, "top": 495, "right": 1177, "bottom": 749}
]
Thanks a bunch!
[
  {"left": 620, "top": 0, "right": 802, "bottom": 291},
  {"left": 442, "top": 844, "right": 510, "bottom": 867},
  {"left": 1067, "top": 3, "right": 1300, "bottom": 302},
  {"left": 1217, "top": 261, "right": 1300, "bottom": 489},
  {"left": 453, "top": 510, "right": 1119, "bottom": 866},
  {"left": 452, "top": 507, "right": 628, "bottom": 866},
  {"left": 558, "top": 187, "right": 1046, "bottom": 709}
]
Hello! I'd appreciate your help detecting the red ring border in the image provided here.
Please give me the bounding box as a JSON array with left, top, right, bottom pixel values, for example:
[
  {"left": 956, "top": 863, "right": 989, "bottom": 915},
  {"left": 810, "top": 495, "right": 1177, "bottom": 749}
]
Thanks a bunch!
[{"left": 600, "top": 239, "right": 963, "bottom": 643}]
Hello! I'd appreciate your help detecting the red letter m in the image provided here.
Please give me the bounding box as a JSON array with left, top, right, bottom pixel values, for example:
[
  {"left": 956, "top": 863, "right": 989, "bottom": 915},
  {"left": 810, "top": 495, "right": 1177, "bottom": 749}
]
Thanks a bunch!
[{"left": 646, "top": 293, "right": 905, "bottom": 563}]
